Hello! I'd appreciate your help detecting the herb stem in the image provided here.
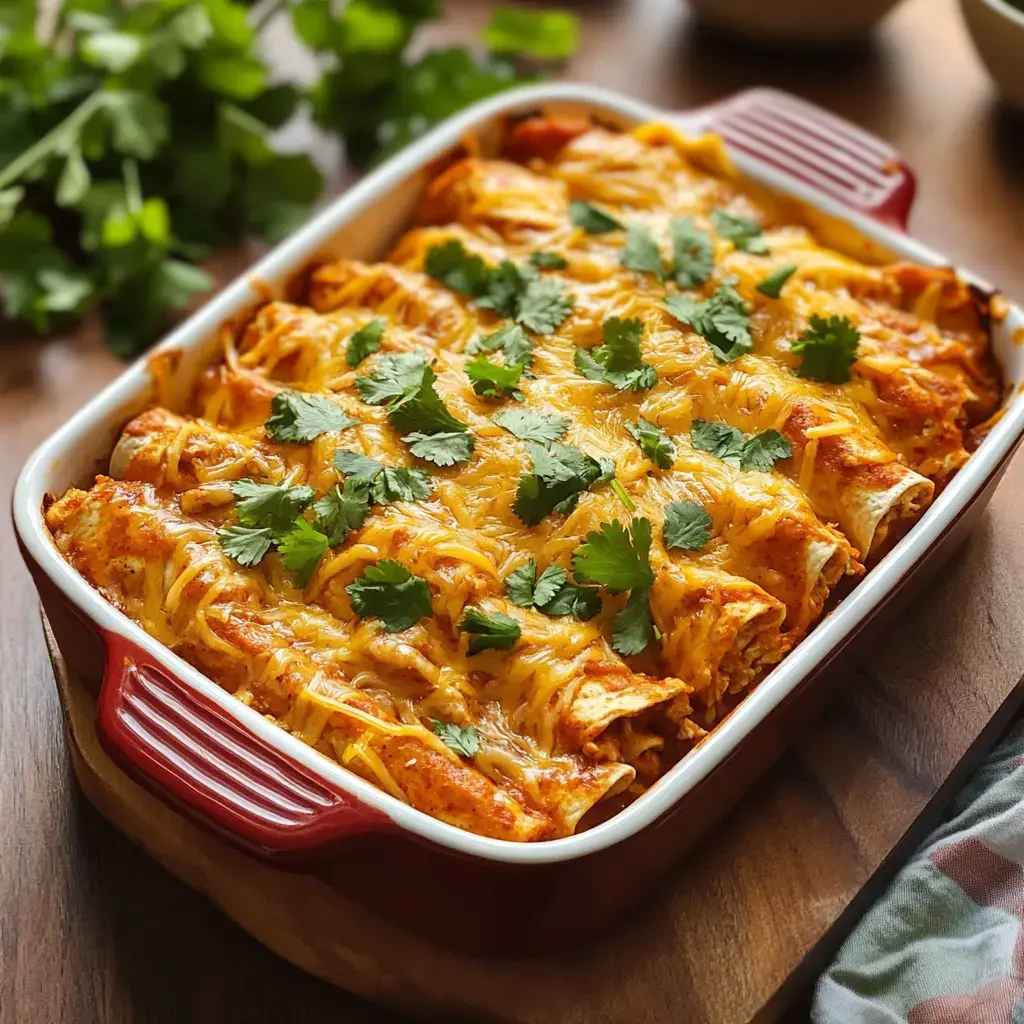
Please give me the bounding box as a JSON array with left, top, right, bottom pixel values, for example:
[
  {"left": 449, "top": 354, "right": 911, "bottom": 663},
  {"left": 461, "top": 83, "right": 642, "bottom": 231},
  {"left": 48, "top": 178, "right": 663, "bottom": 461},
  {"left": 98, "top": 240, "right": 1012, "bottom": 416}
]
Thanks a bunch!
[
  {"left": 0, "top": 90, "right": 106, "bottom": 192},
  {"left": 611, "top": 479, "right": 636, "bottom": 513}
]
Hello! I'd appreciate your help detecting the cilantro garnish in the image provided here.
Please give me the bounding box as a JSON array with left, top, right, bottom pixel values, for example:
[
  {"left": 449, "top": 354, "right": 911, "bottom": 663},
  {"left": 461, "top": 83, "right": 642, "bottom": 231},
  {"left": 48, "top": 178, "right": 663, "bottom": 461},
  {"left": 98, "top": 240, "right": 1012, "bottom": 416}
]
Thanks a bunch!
[
  {"left": 568, "top": 200, "right": 624, "bottom": 234},
  {"left": 458, "top": 607, "right": 521, "bottom": 654},
  {"left": 432, "top": 720, "right": 480, "bottom": 757},
  {"left": 572, "top": 517, "right": 656, "bottom": 656},
  {"left": 473, "top": 260, "right": 525, "bottom": 319},
  {"left": 516, "top": 276, "right": 574, "bottom": 334},
  {"left": 216, "top": 525, "right": 273, "bottom": 567},
  {"left": 512, "top": 441, "right": 608, "bottom": 525},
  {"left": 312, "top": 479, "right": 371, "bottom": 546},
  {"left": 756, "top": 264, "right": 797, "bottom": 299},
  {"left": 333, "top": 449, "right": 435, "bottom": 503},
  {"left": 265, "top": 391, "right": 356, "bottom": 443},
  {"left": 620, "top": 223, "right": 666, "bottom": 280},
  {"left": 504, "top": 560, "right": 601, "bottom": 621},
  {"left": 691, "top": 420, "right": 792, "bottom": 472},
  {"left": 528, "top": 251, "right": 568, "bottom": 270},
  {"left": 574, "top": 316, "right": 658, "bottom": 392},
  {"left": 403, "top": 431, "right": 475, "bottom": 467},
  {"left": 663, "top": 500, "right": 713, "bottom": 551},
  {"left": 424, "top": 239, "right": 491, "bottom": 296},
  {"left": 345, "top": 317, "right": 386, "bottom": 367},
  {"left": 333, "top": 450, "right": 384, "bottom": 483},
  {"left": 710, "top": 208, "right": 769, "bottom": 254},
  {"left": 230, "top": 479, "right": 315, "bottom": 537},
  {"left": 791, "top": 314, "right": 861, "bottom": 384},
  {"left": 493, "top": 407, "right": 570, "bottom": 445},
  {"left": 626, "top": 418, "right": 676, "bottom": 470},
  {"left": 669, "top": 216, "right": 715, "bottom": 288},
  {"left": 465, "top": 355, "right": 524, "bottom": 400},
  {"left": 664, "top": 281, "right": 752, "bottom": 363},
  {"left": 345, "top": 560, "right": 432, "bottom": 633},
  {"left": 468, "top": 323, "right": 534, "bottom": 369},
  {"left": 277, "top": 517, "right": 330, "bottom": 587}
]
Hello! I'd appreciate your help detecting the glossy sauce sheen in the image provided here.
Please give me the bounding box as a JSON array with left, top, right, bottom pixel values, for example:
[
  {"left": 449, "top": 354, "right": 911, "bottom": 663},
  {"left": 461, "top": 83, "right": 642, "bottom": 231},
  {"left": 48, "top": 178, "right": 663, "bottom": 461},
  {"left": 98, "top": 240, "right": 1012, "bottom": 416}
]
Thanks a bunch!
[{"left": 44, "top": 120, "right": 1002, "bottom": 841}]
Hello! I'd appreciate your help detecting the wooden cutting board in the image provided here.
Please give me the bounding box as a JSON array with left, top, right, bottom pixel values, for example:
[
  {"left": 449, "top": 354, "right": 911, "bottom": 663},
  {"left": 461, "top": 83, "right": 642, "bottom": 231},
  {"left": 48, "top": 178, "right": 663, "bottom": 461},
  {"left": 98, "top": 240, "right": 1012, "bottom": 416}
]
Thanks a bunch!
[{"left": 43, "top": 448, "right": 1024, "bottom": 1024}]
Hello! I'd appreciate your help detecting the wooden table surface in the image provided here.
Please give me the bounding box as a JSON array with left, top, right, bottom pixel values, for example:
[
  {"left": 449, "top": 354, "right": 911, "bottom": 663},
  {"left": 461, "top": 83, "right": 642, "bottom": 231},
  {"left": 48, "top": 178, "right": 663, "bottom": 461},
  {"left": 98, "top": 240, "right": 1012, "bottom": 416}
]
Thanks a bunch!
[{"left": 4, "top": 1, "right": 1024, "bottom": 1022}]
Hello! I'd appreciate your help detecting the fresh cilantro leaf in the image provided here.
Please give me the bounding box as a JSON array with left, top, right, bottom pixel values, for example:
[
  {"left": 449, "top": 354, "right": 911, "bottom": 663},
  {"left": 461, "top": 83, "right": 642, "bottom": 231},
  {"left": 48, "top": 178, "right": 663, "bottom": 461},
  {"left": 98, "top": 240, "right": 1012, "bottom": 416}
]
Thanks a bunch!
[
  {"left": 217, "top": 524, "right": 273, "bottom": 567},
  {"left": 230, "top": 479, "right": 316, "bottom": 538},
  {"left": 573, "top": 316, "right": 658, "bottom": 391},
  {"left": 356, "top": 351, "right": 469, "bottom": 436},
  {"left": 277, "top": 517, "right": 330, "bottom": 586},
  {"left": 312, "top": 479, "right": 371, "bottom": 545},
  {"left": 669, "top": 216, "right": 715, "bottom": 288},
  {"left": 465, "top": 355, "right": 524, "bottom": 399},
  {"left": 512, "top": 442, "right": 606, "bottom": 525},
  {"left": 516, "top": 276, "right": 574, "bottom": 334},
  {"left": 265, "top": 391, "right": 356, "bottom": 443},
  {"left": 431, "top": 720, "right": 480, "bottom": 757},
  {"left": 710, "top": 208, "right": 769, "bottom": 255},
  {"left": 665, "top": 282, "right": 752, "bottom": 363},
  {"left": 503, "top": 560, "right": 600, "bottom": 620},
  {"left": 626, "top": 418, "right": 676, "bottom": 470},
  {"left": 572, "top": 517, "right": 655, "bottom": 592},
  {"left": 473, "top": 260, "right": 528, "bottom": 319},
  {"left": 345, "top": 560, "right": 433, "bottom": 632},
  {"left": 505, "top": 560, "right": 540, "bottom": 607},
  {"left": 533, "top": 564, "right": 568, "bottom": 606},
  {"left": 542, "top": 579, "right": 602, "bottom": 620},
  {"left": 372, "top": 466, "right": 434, "bottom": 503},
  {"left": 611, "top": 588, "right": 656, "bottom": 657},
  {"left": 482, "top": 6, "right": 580, "bottom": 60},
  {"left": 424, "top": 239, "right": 491, "bottom": 296},
  {"left": 756, "top": 264, "right": 797, "bottom": 299},
  {"left": 691, "top": 419, "right": 792, "bottom": 472},
  {"left": 403, "top": 430, "right": 475, "bottom": 467},
  {"left": 663, "top": 500, "right": 713, "bottom": 551},
  {"left": 458, "top": 607, "right": 521, "bottom": 654},
  {"left": 792, "top": 314, "right": 861, "bottom": 384},
  {"left": 569, "top": 200, "right": 624, "bottom": 235},
  {"left": 469, "top": 323, "right": 534, "bottom": 370},
  {"left": 528, "top": 251, "right": 567, "bottom": 270},
  {"left": 345, "top": 316, "right": 386, "bottom": 367},
  {"left": 493, "top": 407, "right": 570, "bottom": 445},
  {"left": 620, "top": 223, "right": 666, "bottom": 279},
  {"left": 333, "top": 450, "right": 385, "bottom": 483}
]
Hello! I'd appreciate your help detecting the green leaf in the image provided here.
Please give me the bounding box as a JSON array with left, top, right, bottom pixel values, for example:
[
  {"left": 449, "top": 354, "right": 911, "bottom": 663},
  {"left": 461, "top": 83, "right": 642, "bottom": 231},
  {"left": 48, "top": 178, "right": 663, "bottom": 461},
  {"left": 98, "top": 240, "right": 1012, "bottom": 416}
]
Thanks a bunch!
[
  {"left": 356, "top": 351, "right": 468, "bottom": 436},
  {"left": 80, "top": 30, "right": 144, "bottom": 73},
  {"left": 425, "top": 240, "right": 490, "bottom": 296},
  {"left": 458, "top": 607, "right": 521, "bottom": 654},
  {"left": 102, "top": 92, "right": 169, "bottom": 159},
  {"left": 620, "top": 223, "right": 666, "bottom": 279},
  {"left": 312, "top": 479, "right": 371, "bottom": 545},
  {"left": 345, "top": 316, "right": 386, "bottom": 367},
  {"left": 101, "top": 206, "right": 136, "bottom": 247},
  {"left": 243, "top": 84, "right": 301, "bottom": 129},
  {"left": 710, "top": 208, "right": 768, "bottom": 255},
  {"left": 169, "top": 5, "right": 213, "bottom": 48},
  {"left": 792, "top": 314, "right": 860, "bottom": 384},
  {"left": 337, "top": 1, "right": 408, "bottom": 52},
  {"left": 669, "top": 216, "right": 715, "bottom": 288},
  {"left": 334, "top": 449, "right": 385, "bottom": 483},
  {"left": 432, "top": 720, "right": 480, "bottom": 757},
  {"left": 533, "top": 563, "right": 568, "bottom": 606},
  {"left": 37, "top": 269, "right": 92, "bottom": 313},
  {"left": 611, "top": 587, "right": 655, "bottom": 656},
  {"left": 663, "top": 500, "right": 713, "bottom": 551},
  {"left": 482, "top": 6, "right": 579, "bottom": 60},
  {"left": 756, "top": 263, "right": 797, "bottom": 299},
  {"left": 690, "top": 419, "right": 792, "bottom": 472},
  {"left": 528, "top": 251, "right": 567, "bottom": 270},
  {"left": 573, "top": 316, "right": 657, "bottom": 391},
  {"left": 504, "top": 560, "right": 539, "bottom": 606},
  {"left": 473, "top": 259, "right": 525, "bottom": 318},
  {"left": 217, "top": 524, "right": 273, "bottom": 567},
  {"left": 739, "top": 429, "right": 792, "bottom": 471},
  {"left": 474, "top": 323, "right": 534, "bottom": 368},
  {"left": 0, "top": 188, "right": 24, "bottom": 231},
  {"left": 292, "top": 0, "right": 334, "bottom": 48},
  {"left": 541, "top": 579, "right": 601, "bottom": 620},
  {"left": 242, "top": 153, "right": 323, "bottom": 243},
  {"left": 345, "top": 559, "right": 433, "bottom": 632},
  {"left": 403, "top": 430, "right": 475, "bottom": 466},
  {"left": 371, "top": 466, "right": 434, "bottom": 503},
  {"left": 200, "top": 52, "right": 268, "bottom": 100},
  {"left": 626, "top": 418, "right": 676, "bottom": 469},
  {"left": 512, "top": 441, "right": 606, "bottom": 525},
  {"left": 220, "top": 103, "right": 273, "bottom": 166},
  {"left": 665, "top": 282, "right": 752, "bottom": 363},
  {"left": 265, "top": 391, "right": 358, "bottom": 443},
  {"left": 569, "top": 200, "right": 623, "bottom": 235},
  {"left": 137, "top": 197, "right": 170, "bottom": 243},
  {"left": 493, "top": 407, "right": 570, "bottom": 445},
  {"left": 56, "top": 147, "right": 90, "bottom": 207},
  {"left": 572, "top": 516, "right": 654, "bottom": 592},
  {"left": 231, "top": 479, "right": 316, "bottom": 538},
  {"left": 153, "top": 260, "right": 213, "bottom": 309},
  {"left": 278, "top": 517, "right": 330, "bottom": 587},
  {"left": 465, "top": 354, "right": 524, "bottom": 399},
  {"left": 502, "top": 559, "right": 598, "bottom": 619}
]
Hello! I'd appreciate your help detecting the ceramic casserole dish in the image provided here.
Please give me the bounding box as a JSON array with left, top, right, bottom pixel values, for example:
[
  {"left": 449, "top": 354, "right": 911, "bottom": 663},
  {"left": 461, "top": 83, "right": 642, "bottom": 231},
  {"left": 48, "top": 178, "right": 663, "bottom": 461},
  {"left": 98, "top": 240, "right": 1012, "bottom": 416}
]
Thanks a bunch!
[{"left": 15, "top": 84, "right": 1024, "bottom": 954}]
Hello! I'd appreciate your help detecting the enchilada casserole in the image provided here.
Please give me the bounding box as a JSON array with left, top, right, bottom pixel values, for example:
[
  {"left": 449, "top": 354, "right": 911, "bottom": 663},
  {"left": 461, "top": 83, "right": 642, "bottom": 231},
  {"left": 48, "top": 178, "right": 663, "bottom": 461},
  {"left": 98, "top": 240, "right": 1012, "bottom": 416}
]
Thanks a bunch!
[{"left": 46, "top": 118, "right": 1002, "bottom": 842}]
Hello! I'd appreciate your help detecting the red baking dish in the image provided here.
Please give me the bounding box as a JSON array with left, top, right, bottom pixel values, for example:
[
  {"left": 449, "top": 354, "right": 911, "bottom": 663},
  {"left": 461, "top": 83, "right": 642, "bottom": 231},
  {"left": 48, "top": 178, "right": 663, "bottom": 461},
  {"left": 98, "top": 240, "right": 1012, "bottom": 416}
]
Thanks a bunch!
[{"left": 14, "top": 85, "right": 1024, "bottom": 954}]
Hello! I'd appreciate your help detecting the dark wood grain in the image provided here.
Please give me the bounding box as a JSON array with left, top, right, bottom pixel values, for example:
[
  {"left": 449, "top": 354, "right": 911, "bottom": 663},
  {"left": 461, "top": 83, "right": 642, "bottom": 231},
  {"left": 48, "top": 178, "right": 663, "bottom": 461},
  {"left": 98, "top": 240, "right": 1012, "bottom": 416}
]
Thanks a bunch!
[{"left": 3, "top": 0, "right": 1024, "bottom": 1022}]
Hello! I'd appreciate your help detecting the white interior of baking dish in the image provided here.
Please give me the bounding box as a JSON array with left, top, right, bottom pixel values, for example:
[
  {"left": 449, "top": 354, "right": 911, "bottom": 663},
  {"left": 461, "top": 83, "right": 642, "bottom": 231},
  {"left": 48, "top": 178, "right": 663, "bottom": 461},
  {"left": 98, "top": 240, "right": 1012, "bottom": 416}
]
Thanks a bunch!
[{"left": 14, "top": 83, "right": 1024, "bottom": 865}]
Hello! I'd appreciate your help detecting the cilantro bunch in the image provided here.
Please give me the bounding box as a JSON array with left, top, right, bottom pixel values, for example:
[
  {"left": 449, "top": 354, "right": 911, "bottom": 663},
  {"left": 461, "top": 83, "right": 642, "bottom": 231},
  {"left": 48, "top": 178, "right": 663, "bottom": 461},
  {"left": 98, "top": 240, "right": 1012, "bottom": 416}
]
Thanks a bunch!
[{"left": 0, "top": 0, "right": 579, "bottom": 355}]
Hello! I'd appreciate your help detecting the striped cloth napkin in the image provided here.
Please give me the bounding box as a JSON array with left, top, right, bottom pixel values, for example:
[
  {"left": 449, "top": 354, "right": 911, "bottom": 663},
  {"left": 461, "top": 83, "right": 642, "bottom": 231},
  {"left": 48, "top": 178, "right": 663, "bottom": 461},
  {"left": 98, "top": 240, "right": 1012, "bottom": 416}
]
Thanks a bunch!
[{"left": 813, "top": 720, "right": 1024, "bottom": 1023}]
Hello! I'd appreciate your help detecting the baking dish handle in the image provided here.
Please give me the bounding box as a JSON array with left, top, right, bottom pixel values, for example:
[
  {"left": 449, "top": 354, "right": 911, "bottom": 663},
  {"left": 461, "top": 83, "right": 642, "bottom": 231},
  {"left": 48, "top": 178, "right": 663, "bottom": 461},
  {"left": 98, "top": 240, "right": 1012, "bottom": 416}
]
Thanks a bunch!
[
  {"left": 676, "top": 88, "right": 916, "bottom": 232},
  {"left": 96, "top": 630, "right": 393, "bottom": 859}
]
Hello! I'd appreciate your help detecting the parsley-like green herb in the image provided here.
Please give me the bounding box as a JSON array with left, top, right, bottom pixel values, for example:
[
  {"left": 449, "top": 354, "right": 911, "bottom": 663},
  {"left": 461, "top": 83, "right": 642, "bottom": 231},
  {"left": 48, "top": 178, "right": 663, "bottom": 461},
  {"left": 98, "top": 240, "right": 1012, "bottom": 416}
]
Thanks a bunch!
[
  {"left": 265, "top": 391, "right": 357, "bottom": 443},
  {"left": 230, "top": 479, "right": 315, "bottom": 537},
  {"left": 620, "top": 223, "right": 666, "bottom": 280},
  {"left": 791, "top": 314, "right": 861, "bottom": 384},
  {"left": 568, "top": 200, "right": 624, "bottom": 234},
  {"left": 473, "top": 260, "right": 526, "bottom": 318},
  {"left": 424, "top": 239, "right": 491, "bottom": 296},
  {"left": 664, "top": 281, "right": 752, "bottom": 363},
  {"left": 710, "top": 208, "right": 769, "bottom": 254},
  {"left": 277, "top": 517, "right": 330, "bottom": 587},
  {"left": 528, "top": 251, "right": 568, "bottom": 270},
  {"left": 574, "top": 316, "right": 658, "bottom": 391},
  {"left": 669, "top": 216, "right": 715, "bottom": 288},
  {"left": 216, "top": 525, "right": 273, "bottom": 567},
  {"left": 431, "top": 720, "right": 480, "bottom": 757},
  {"left": 345, "top": 560, "right": 432, "bottom": 633},
  {"left": 469, "top": 323, "right": 534, "bottom": 369},
  {"left": 626, "top": 418, "right": 676, "bottom": 470},
  {"left": 312, "top": 479, "right": 371, "bottom": 546},
  {"left": 333, "top": 450, "right": 384, "bottom": 483},
  {"left": 756, "top": 264, "right": 797, "bottom": 299},
  {"left": 691, "top": 420, "right": 792, "bottom": 472},
  {"left": 612, "top": 589, "right": 658, "bottom": 657},
  {"left": 458, "top": 607, "right": 521, "bottom": 654},
  {"left": 663, "top": 500, "right": 713, "bottom": 551},
  {"left": 505, "top": 560, "right": 542, "bottom": 607},
  {"left": 403, "top": 430, "right": 475, "bottom": 467},
  {"left": 503, "top": 560, "right": 601, "bottom": 621},
  {"left": 345, "top": 317, "right": 386, "bottom": 367},
  {"left": 516, "top": 275, "right": 574, "bottom": 334},
  {"left": 513, "top": 441, "right": 608, "bottom": 525},
  {"left": 493, "top": 407, "right": 570, "bottom": 445},
  {"left": 333, "top": 450, "right": 435, "bottom": 504},
  {"left": 465, "top": 355, "right": 524, "bottom": 399}
]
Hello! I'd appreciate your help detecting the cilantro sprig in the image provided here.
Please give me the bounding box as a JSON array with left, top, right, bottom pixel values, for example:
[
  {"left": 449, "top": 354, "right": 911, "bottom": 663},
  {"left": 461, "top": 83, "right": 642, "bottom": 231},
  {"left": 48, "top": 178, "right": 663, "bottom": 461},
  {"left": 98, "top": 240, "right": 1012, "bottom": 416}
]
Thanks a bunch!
[
  {"left": 665, "top": 282, "right": 752, "bottom": 363},
  {"left": 663, "top": 500, "right": 713, "bottom": 551},
  {"left": 458, "top": 607, "right": 522, "bottom": 654},
  {"left": 691, "top": 420, "right": 792, "bottom": 472},
  {"left": 265, "top": 391, "right": 357, "bottom": 443},
  {"left": 792, "top": 314, "right": 861, "bottom": 384},
  {"left": 710, "top": 209, "right": 769, "bottom": 254},
  {"left": 574, "top": 317, "right": 658, "bottom": 392},
  {"left": 513, "top": 442, "right": 611, "bottom": 525},
  {"left": 333, "top": 450, "right": 435, "bottom": 505},
  {"left": 504, "top": 560, "right": 601, "bottom": 620},
  {"left": 756, "top": 264, "right": 797, "bottom": 299},
  {"left": 493, "top": 407, "right": 570, "bottom": 445},
  {"left": 620, "top": 223, "right": 666, "bottom": 280},
  {"left": 468, "top": 323, "right": 534, "bottom": 369},
  {"left": 465, "top": 355, "right": 524, "bottom": 400},
  {"left": 670, "top": 216, "right": 715, "bottom": 288},
  {"left": 345, "top": 317, "right": 386, "bottom": 367},
  {"left": 626, "top": 418, "right": 676, "bottom": 470},
  {"left": 432, "top": 720, "right": 480, "bottom": 757},
  {"left": 346, "top": 560, "right": 432, "bottom": 633},
  {"left": 569, "top": 201, "right": 624, "bottom": 234}
]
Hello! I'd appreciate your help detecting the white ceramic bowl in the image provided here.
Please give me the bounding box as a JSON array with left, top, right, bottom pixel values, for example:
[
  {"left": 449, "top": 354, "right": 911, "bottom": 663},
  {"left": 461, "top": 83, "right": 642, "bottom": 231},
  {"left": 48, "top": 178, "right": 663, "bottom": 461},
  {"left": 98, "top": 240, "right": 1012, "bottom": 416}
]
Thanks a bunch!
[{"left": 961, "top": 0, "right": 1024, "bottom": 110}]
